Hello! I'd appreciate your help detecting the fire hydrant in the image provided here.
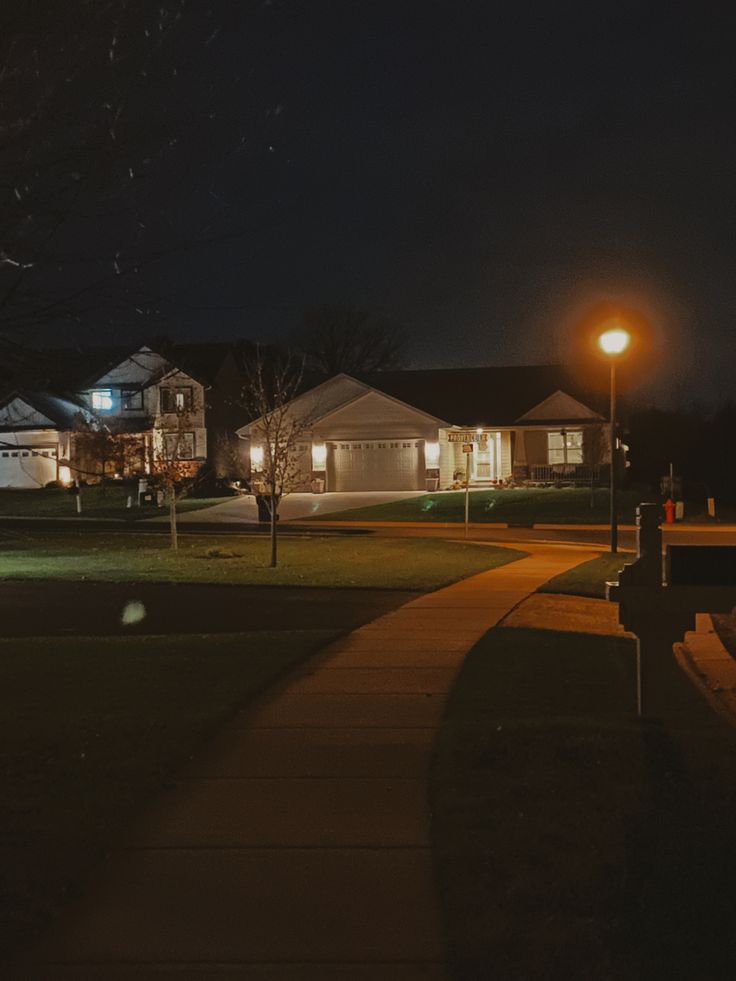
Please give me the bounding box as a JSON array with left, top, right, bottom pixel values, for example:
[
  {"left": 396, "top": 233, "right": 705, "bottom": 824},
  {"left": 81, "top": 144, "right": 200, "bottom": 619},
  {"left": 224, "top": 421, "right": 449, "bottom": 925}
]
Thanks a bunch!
[{"left": 664, "top": 498, "right": 675, "bottom": 524}]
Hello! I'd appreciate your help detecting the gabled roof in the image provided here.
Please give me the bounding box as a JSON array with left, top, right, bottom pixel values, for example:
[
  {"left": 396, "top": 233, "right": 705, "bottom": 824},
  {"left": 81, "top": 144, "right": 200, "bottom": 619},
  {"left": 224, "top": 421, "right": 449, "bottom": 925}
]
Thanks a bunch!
[
  {"left": 0, "top": 390, "right": 88, "bottom": 430},
  {"left": 358, "top": 364, "right": 609, "bottom": 426},
  {"left": 517, "top": 389, "right": 605, "bottom": 424}
]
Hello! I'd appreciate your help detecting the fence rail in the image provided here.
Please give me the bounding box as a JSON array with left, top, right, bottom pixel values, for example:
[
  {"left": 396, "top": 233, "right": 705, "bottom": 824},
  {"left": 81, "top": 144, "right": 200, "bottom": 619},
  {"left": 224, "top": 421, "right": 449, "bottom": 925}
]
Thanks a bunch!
[{"left": 513, "top": 463, "right": 609, "bottom": 485}]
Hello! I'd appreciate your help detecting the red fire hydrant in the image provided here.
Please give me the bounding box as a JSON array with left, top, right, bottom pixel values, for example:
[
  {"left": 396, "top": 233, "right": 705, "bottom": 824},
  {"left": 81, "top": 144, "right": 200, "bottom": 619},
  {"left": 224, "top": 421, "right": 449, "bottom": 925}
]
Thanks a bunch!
[{"left": 664, "top": 499, "right": 675, "bottom": 524}]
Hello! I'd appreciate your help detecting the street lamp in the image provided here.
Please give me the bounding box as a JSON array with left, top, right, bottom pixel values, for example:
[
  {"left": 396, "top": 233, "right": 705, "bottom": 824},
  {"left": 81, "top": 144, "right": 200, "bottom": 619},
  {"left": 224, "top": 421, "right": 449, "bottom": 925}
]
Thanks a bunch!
[{"left": 598, "top": 326, "right": 631, "bottom": 553}]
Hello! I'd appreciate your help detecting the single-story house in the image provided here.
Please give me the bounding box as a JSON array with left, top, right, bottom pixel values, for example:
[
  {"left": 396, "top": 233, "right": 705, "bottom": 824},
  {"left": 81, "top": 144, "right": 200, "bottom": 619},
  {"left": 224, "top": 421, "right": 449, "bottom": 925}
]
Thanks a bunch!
[{"left": 238, "top": 364, "right": 613, "bottom": 492}]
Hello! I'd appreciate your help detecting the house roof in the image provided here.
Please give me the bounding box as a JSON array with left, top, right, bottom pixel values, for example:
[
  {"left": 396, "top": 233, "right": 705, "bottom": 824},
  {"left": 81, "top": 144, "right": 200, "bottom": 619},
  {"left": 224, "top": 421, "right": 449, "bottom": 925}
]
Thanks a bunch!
[
  {"left": 358, "top": 364, "right": 609, "bottom": 426},
  {"left": 0, "top": 390, "right": 88, "bottom": 430}
]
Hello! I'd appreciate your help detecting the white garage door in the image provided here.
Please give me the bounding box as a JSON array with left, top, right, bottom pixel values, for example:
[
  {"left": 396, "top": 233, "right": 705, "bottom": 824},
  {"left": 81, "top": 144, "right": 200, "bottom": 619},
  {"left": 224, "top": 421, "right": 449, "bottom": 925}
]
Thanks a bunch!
[
  {"left": 327, "top": 440, "right": 423, "bottom": 491},
  {"left": 0, "top": 446, "right": 58, "bottom": 488}
]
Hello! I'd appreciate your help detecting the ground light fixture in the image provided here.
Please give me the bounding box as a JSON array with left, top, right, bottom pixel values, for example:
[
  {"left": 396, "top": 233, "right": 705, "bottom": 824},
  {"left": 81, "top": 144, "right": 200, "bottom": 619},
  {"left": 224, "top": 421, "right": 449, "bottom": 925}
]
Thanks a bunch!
[{"left": 597, "top": 325, "right": 631, "bottom": 553}]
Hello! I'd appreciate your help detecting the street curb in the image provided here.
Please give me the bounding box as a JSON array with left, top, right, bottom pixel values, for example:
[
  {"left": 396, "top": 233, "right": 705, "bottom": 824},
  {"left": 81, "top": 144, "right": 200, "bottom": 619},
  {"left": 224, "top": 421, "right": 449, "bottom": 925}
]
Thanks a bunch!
[{"left": 675, "top": 616, "right": 736, "bottom": 727}]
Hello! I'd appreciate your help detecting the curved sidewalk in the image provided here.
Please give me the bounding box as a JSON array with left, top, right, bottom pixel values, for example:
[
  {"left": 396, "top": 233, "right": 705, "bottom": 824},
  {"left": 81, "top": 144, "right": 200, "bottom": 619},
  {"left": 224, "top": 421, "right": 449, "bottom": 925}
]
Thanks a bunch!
[{"left": 22, "top": 544, "right": 594, "bottom": 981}]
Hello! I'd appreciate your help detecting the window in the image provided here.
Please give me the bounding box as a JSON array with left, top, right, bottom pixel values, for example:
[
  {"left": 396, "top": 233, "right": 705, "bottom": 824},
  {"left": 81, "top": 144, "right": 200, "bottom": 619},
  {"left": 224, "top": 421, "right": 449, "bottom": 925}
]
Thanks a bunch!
[
  {"left": 91, "top": 389, "right": 113, "bottom": 411},
  {"left": 121, "top": 388, "right": 143, "bottom": 411},
  {"left": 160, "top": 387, "right": 193, "bottom": 413},
  {"left": 548, "top": 430, "right": 583, "bottom": 465},
  {"left": 163, "top": 432, "right": 195, "bottom": 460}
]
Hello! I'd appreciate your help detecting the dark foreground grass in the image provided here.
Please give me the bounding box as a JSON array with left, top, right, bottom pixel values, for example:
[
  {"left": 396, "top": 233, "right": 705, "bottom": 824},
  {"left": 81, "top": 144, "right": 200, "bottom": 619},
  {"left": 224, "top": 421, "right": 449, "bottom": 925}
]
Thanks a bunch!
[
  {"left": 538, "top": 552, "right": 633, "bottom": 598},
  {"left": 432, "top": 626, "right": 736, "bottom": 981},
  {"left": 310, "top": 487, "right": 645, "bottom": 524},
  {"left": 0, "top": 530, "right": 526, "bottom": 589},
  {"left": 0, "top": 629, "right": 336, "bottom": 959}
]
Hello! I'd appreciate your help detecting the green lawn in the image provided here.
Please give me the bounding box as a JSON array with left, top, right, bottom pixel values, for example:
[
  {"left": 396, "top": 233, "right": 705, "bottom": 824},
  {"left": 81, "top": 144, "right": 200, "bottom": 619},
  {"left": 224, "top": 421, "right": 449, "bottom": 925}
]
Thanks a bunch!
[
  {"left": 432, "top": 625, "right": 736, "bottom": 981},
  {"left": 0, "top": 485, "right": 224, "bottom": 519},
  {"left": 0, "top": 629, "right": 337, "bottom": 958},
  {"left": 0, "top": 531, "right": 526, "bottom": 589},
  {"left": 309, "top": 487, "right": 647, "bottom": 524},
  {"left": 538, "top": 552, "right": 634, "bottom": 598}
]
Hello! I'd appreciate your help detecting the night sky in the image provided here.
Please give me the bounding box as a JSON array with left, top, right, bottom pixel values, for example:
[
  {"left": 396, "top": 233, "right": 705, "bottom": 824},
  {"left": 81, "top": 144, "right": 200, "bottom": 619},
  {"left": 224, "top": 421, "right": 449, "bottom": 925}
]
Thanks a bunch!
[{"left": 3, "top": 1, "right": 735, "bottom": 404}]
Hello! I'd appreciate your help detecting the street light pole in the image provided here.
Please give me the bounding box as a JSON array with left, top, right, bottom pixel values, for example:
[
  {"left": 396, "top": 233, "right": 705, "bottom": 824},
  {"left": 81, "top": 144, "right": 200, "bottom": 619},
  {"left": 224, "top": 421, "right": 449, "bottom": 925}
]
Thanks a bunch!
[
  {"left": 609, "top": 359, "right": 618, "bottom": 554},
  {"left": 597, "top": 325, "right": 630, "bottom": 555}
]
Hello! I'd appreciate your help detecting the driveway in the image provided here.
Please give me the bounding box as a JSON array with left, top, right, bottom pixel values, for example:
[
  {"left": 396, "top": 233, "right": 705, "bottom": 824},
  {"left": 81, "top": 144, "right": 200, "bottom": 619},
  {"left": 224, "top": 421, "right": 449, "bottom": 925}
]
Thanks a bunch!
[{"left": 146, "top": 490, "right": 423, "bottom": 525}]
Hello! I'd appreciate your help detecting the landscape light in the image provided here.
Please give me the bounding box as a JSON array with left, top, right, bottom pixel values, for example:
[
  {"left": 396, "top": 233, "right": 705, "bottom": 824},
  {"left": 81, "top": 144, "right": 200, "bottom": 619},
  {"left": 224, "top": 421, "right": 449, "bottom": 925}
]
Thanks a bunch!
[
  {"left": 425, "top": 441, "right": 440, "bottom": 467},
  {"left": 311, "top": 442, "right": 327, "bottom": 469}
]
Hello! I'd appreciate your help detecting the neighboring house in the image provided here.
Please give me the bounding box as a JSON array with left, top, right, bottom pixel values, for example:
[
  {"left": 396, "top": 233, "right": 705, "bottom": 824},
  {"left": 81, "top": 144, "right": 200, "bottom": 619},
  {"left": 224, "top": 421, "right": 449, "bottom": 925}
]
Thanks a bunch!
[
  {"left": 0, "top": 391, "right": 89, "bottom": 488},
  {"left": 0, "top": 344, "right": 214, "bottom": 487},
  {"left": 238, "top": 365, "right": 611, "bottom": 493},
  {"left": 74, "top": 345, "right": 209, "bottom": 479}
]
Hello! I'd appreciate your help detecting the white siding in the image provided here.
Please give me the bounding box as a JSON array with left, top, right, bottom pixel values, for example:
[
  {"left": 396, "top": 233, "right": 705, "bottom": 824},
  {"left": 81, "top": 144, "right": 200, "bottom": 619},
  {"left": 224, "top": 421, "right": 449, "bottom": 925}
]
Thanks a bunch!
[
  {"left": 499, "top": 431, "right": 512, "bottom": 479},
  {"left": 0, "top": 429, "right": 60, "bottom": 487},
  {"left": 316, "top": 390, "right": 438, "bottom": 441}
]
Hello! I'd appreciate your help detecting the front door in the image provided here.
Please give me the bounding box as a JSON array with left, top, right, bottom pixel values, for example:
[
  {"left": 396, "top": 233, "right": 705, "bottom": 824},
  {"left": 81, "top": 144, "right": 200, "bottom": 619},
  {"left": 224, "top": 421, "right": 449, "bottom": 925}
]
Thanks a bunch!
[{"left": 471, "top": 435, "right": 496, "bottom": 481}]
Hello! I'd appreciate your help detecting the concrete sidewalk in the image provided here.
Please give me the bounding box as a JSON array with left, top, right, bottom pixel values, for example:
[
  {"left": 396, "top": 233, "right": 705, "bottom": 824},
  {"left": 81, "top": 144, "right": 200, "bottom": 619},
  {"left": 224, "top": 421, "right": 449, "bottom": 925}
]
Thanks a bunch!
[{"left": 21, "top": 544, "right": 594, "bottom": 980}]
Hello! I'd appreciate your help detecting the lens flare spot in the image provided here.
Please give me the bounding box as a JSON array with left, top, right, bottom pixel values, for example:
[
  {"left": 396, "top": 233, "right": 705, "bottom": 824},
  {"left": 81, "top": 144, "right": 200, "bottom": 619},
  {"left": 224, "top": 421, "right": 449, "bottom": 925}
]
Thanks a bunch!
[{"left": 121, "top": 600, "right": 147, "bottom": 626}]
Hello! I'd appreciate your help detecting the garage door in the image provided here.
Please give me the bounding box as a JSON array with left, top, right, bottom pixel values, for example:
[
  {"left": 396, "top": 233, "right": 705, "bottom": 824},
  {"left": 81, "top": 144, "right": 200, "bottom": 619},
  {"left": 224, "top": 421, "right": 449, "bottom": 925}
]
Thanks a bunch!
[
  {"left": 0, "top": 446, "right": 57, "bottom": 488},
  {"left": 327, "top": 440, "right": 423, "bottom": 491}
]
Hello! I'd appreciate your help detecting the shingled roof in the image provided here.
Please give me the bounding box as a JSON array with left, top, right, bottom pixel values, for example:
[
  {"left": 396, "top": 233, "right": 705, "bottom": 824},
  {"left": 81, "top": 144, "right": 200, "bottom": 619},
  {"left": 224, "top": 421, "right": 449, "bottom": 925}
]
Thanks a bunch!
[{"left": 360, "top": 364, "right": 609, "bottom": 427}]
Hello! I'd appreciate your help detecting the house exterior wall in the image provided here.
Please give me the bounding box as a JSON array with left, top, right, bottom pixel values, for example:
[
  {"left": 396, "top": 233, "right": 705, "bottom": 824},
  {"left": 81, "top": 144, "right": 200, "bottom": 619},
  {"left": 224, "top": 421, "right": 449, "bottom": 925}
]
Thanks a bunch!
[
  {"left": 499, "top": 431, "right": 512, "bottom": 478},
  {"left": 312, "top": 390, "right": 438, "bottom": 442},
  {"left": 154, "top": 370, "right": 208, "bottom": 462},
  {"left": 0, "top": 428, "right": 62, "bottom": 487}
]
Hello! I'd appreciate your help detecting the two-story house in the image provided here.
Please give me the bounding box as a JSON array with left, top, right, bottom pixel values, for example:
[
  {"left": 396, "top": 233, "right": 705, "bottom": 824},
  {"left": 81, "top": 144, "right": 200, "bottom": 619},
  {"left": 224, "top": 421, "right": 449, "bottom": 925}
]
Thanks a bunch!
[{"left": 0, "top": 345, "right": 210, "bottom": 487}]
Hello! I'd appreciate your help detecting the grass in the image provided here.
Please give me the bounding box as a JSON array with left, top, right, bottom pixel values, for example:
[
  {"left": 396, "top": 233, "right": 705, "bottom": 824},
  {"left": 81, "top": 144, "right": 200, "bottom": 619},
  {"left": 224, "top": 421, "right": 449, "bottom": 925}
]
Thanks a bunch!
[
  {"left": 0, "top": 530, "right": 527, "bottom": 589},
  {"left": 0, "top": 485, "right": 224, "bottom": 519},
  {"left": 0, "top": 629, "right": 338, "bottom": 959},
  {"left": 431, "top": 625, "right": 736, "bottom": 981},
  {"left": 538, "top": 552, "right": 633, "bottom": 598},
  {"left": 308, "top": 487, "right": 646, "bottom": 524}
]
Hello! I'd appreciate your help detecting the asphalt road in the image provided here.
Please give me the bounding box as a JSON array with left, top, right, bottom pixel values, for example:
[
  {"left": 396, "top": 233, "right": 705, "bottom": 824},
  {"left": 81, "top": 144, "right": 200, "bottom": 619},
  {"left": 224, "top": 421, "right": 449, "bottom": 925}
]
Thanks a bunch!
[
  {"left": 358, "top": 524, "right": 736, "bottom": 549},
  {"left": 0, "top": 582, "right": 414, "bottom": 638}
]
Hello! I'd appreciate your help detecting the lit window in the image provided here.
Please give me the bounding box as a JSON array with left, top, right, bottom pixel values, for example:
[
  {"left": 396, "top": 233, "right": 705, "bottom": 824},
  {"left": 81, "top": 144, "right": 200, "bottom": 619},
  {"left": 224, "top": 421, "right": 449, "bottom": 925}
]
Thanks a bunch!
[
  {"left": 548, "top": 430, "right": 583, "bottom": 465},
  {"left": 91, "top": 389, "right": 113, "bottom": 411},
  {"left": 160, "top": 388, "right": 193, "bottom": 413},
  {"left": 164, "top": 432, "right": 195, "bottom": 460}
]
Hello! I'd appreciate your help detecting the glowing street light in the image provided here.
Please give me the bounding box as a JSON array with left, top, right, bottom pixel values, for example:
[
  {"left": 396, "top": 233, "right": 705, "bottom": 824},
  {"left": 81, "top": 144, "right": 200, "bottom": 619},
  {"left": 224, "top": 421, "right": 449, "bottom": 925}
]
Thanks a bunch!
[
  {"left": 598, "top": 327, "right": 631, "bottom": 357},
  {"left": 598, "top": 325, "right": 631, "bottom": 553}
]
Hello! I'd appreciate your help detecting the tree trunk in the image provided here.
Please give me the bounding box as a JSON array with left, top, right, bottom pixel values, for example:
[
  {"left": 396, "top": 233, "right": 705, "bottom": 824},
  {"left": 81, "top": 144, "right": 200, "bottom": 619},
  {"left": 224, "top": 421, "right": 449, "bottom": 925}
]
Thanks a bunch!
[
  {"left": 270, "top": 491, "right": 278, "bottom": 567},
  {"left": 169, "top": 487, "right": 178, "bottom": 551}
]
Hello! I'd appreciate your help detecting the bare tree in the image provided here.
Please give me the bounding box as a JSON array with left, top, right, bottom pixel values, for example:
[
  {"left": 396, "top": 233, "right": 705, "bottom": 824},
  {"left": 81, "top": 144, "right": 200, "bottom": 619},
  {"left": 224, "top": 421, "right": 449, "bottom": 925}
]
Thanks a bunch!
[
  {"left": 240, "top": 348, "right": 313, "bottom": 568},
  {"left": 0, "top": 2, "right": 285, "bottom": 341},
  {"left": 72, "top": 417, "right": 142, "bottom": 492},
  {"left": 148, "top": 399, "right": 200, "bottom": 550},
  {"left": 296, "top": 305, "right": 407, "bottom": 376}
]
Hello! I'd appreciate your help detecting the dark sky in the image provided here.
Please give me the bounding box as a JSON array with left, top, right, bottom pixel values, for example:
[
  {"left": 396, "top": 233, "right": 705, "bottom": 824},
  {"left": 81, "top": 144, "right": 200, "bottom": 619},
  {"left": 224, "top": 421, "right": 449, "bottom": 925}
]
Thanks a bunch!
[{"left": 4, "top": 1, "right": 736, "bottom": 405}]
